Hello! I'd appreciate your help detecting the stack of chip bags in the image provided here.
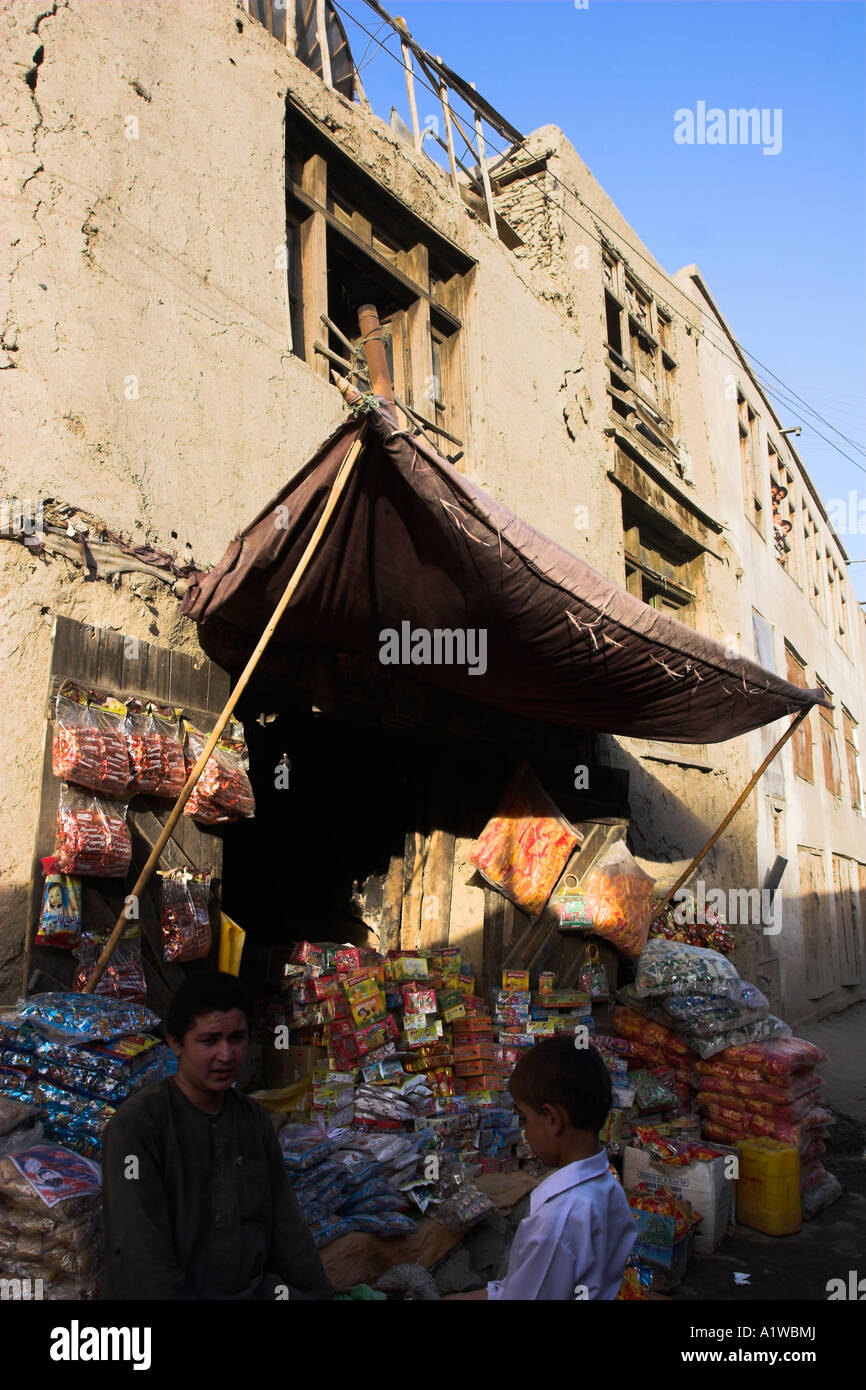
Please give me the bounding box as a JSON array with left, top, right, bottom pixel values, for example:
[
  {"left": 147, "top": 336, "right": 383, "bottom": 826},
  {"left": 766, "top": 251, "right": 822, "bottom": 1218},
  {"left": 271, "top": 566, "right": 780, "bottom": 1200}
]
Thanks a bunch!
[
  {"left": 0, "top": 1011, "right": 40, "bottom": 1107},
  {"left": 693, "top": 1037, "right": 840, "bottom": 1217},
  {"left": 15, "top": 994, "right": 174, "bottom": 1159},
  {"left": 626, "top": 940, "right": 790, "bottom": 1060},
  {"left": 0, "top": 1142, "right": 103, "bottom": 1298},
  {"left": 277, "top": 1123, "right": 417, "bottom": 1246}
]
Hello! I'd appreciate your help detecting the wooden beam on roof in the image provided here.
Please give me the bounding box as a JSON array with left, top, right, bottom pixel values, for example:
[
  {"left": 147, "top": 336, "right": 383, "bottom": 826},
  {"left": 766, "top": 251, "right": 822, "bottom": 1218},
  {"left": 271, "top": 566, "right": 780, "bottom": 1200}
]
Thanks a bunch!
[{"left": 360, "top": 0, "right": 524, "bottom": 143}]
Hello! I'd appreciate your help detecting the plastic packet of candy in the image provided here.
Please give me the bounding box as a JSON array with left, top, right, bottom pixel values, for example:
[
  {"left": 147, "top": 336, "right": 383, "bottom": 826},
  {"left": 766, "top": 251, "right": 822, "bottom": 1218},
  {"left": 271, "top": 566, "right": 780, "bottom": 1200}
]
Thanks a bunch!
[
  {"left": 18, "top": 993, "right": 159, "bottom": 1045},
  {"left": 159, "top": 869, "right": 212, "bottom": 962},
  {"left": 696, "top": 1087, "right": 820, "bottom": 1123},
  {"left": 471, "top": 763, "right": 581, "bottom": 921},
  {"left": 696, "top": 1036, "right": 826, "bottom": 1079},
  {"left": 124, "top": 702, "right": 185, "bottom": 798},
  {"left": 35, "top": 857, "right": 82, "bottom": 950},
  {"left": 694, "top": 1069, "right": 821, "bottom": 1105},
  {"left": 55, "top": 785, "right": 131, "bottom": 879},
  {"left": 662, "top": 986, "right": 769, "bottom": 1037},
  {"left": 630, "top": 1070, "right": 678, "bottom": 1114},
  {"left": 73, "top": 933, "right": 147, "bottom": 1003},
  {"left": 182, "top": 721, "right": 255, "bottom": 824},
  {"left": 578, "top": 841, "right": 656, "bottom": 959},
  {"left": 52, "top": 689, "right": 130, "bottom": 797},
  {"left": 634, "top": 939, "right": 744, "bottom": 999},
  {"left": 687, "top": 1015, "right": 791, "bottom": 1060},
  {"left": 0, "top": 1049, "right": 34, "bottom": 1072}
]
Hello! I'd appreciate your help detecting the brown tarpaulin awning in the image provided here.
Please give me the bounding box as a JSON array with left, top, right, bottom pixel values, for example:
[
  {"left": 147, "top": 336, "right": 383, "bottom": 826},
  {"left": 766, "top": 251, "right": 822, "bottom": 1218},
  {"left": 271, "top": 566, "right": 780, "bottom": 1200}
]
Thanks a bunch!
[{"left": 180, "top": 407, "right": 828, "bottom": 742}]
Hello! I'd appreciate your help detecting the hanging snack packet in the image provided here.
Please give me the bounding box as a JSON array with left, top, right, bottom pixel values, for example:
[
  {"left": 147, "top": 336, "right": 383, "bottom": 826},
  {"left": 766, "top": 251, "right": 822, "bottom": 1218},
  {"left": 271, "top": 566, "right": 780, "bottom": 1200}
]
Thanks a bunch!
[
  {"left": 55, "top": 785, "right": 131, "bottom": 879},
  {"left": 472, "top": 763, "right": 581, "bottom": 920},
  {"left": 551, "top": 872, "right": 594, "bottom": 928},
  {"left": 183, "top": 721, "right": 255, "bottom": 825},
  {"left": 52, "top": 688, "right": 130, "bottom": 797},
  {"left": 125, "top": 701, "right": 172, "bottom": 796},
  {"left": 35, "top": 857, "right": 82, "bottom": 950},
  {"left": 159, "top": 869, "right": 212, "bottom": 962},
  {"left": 73, "top": 934, "right": 147, "bottom": 1003},
  {"left": 578, "top": 943, "right": 609, "bottom": 996},
  {"left": 580, "top": 842, "right": 655, "bottom": 959}
]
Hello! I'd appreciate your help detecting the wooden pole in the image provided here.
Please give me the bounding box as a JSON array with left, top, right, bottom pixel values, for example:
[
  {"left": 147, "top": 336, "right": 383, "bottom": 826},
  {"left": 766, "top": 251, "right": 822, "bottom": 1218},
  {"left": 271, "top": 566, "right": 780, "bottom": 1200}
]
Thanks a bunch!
[
  {"left": 396, "top": 17, "right": 422, "bottom": 153},
  {"left": 85, "top": 426, "right": 366, "bottom": 991},
  {"left": 438, "top": 78, "right": 461, "bottom": 195},
  {"left": 85, "top": 304, "right": 391, "bottom": 992},
  {"left": 471, "top": 84, "right": 497, "bottom": 230},
  {"left": 315, "top": 0, "right": 333, "bottom": 89},
  {"left": 650, "top": 706, "right": 811, "bottom": 926}
]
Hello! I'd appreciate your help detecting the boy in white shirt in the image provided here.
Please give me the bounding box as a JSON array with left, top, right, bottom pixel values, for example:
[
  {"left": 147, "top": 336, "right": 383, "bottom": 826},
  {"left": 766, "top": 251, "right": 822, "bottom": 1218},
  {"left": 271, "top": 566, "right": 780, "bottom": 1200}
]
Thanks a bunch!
[{"left": 446, "top": 1034, "right": 636, "bottom": 1300}]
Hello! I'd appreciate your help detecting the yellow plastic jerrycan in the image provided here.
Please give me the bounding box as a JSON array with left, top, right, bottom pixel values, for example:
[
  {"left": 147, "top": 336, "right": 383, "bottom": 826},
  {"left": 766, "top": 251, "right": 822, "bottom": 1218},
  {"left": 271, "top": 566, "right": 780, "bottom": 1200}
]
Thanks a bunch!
[{"left": 735, "top": 1138, "right": 802, "bottom": 1236}]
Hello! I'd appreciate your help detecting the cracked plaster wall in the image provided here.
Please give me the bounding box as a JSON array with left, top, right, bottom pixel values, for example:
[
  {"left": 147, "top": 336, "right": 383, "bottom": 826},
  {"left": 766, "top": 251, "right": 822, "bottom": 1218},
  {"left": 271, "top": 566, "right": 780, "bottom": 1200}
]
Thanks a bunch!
[{"left": 0, "top": 0, "right": 618, "bottom": 999}]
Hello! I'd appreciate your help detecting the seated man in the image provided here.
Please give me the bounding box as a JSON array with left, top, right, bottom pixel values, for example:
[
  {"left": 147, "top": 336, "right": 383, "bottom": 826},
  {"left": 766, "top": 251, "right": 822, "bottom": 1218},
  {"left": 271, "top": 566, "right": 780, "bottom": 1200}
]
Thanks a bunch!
[{"left": 101, "top": 971, "right": 332, "bottom": 1301}]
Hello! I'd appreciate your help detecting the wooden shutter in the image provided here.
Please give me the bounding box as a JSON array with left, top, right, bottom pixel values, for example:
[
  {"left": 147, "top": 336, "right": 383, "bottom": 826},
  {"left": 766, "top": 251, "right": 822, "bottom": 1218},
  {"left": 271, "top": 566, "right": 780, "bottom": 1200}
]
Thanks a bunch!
[
  {"left": 25, "top": 616, "right": 231, "bottom": 1019},
  {"left": 798, "top": 846, "right": 834, "bottom": 999},
  {"left": 832, "top": 854, "right": 862, "bottom": 987},
  {"left": 818, "top": 691, "right": 841, "bottom": 798},
  {"left": 843, "top": 709, "right": 862, "bottom": 809},
  {"left": 785, "top": 648, "right": 813, "bottom": 782}
]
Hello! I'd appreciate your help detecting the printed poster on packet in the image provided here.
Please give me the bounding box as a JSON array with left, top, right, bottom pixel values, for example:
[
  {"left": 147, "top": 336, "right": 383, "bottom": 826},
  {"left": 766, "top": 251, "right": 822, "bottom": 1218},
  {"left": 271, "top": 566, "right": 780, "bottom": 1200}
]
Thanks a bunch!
[{"left": 11, "top": 1144, "right": 102, "bottom": 1208}]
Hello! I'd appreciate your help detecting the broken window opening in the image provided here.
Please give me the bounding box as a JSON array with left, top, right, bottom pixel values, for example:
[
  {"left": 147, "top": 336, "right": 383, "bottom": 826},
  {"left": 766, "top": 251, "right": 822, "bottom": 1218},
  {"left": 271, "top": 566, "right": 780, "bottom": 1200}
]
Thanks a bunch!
[{"left": 769, "top": 440, "right": 797, "bottom": 579}]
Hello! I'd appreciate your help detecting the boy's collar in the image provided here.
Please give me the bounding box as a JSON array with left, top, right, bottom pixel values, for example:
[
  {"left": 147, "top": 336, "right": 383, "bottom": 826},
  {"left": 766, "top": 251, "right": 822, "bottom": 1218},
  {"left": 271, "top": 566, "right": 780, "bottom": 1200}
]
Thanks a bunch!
[{"left": 529, "top": 1149, "right": 609, "bottom": 1212}]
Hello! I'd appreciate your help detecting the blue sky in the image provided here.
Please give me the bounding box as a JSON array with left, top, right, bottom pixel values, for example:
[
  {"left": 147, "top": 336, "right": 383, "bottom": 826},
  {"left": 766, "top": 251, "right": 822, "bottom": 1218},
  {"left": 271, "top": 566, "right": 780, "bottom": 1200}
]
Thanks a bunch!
[{"left": 335, "top": 0, "right": 866, "bottom": 599}]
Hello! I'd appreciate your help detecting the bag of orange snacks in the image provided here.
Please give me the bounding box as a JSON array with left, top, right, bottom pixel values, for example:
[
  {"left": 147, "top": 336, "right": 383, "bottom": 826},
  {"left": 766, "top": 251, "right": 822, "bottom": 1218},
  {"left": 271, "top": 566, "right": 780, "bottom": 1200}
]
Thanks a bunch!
[{"left": 582, "top": 841, "right": 655, "bottom": 959}]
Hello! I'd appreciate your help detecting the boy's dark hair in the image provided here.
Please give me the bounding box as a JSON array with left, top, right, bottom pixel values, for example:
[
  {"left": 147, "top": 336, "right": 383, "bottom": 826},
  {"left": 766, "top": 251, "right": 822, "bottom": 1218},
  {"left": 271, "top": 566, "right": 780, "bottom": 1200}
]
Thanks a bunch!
[
  {"left": 509, "top": 1035, "right": 612, "bottom": 1133},
  {"left": 165, "top": 971, "right": 256, "bottom": 1042}
]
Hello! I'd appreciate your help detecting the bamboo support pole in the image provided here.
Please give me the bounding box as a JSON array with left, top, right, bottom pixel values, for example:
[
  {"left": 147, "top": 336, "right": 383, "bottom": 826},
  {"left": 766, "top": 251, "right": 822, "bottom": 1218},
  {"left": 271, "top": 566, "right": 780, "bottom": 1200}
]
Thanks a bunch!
[
  {"left": 84, "top": 425, "right": 367, "bottom": 991},
  {"left": 396, "top": 17, "right": 422, "bottom": 152},
  {"left": 83, "top": 304, "right": 390, "bottom": 992},
  {"left": 471, "top": 85, "right": 497, "bottom": 230},
  {"left": 438, "top": 78, "right": 460, "bottom": 194},
  {"left": 650, "top": 706, "right": 812, "bottom": 926}
]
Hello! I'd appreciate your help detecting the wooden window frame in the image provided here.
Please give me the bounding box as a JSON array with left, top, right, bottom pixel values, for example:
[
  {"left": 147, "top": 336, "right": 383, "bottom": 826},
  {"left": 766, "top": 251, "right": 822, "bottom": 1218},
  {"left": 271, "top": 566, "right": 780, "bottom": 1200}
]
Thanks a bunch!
[
  {"left": 817, "top": 679, "right": 842, "bottom": 799},
  {"left": 802, "top": 506, "right": 826, "bottom": 622},
  {"left": 288, "top": 149, "right": 468, "bottom": 460},
  {"left": 785, "top": 643, "right": 814, "bottom": 783},
  {"left": 768, "top": 441, "right": 798, "bottom": 581},
  {"left": 825, "top": 552, "right": 850, "bottom": 656},
  {"left": 737, "top": 391, "right": 762, "bottom": 532}
]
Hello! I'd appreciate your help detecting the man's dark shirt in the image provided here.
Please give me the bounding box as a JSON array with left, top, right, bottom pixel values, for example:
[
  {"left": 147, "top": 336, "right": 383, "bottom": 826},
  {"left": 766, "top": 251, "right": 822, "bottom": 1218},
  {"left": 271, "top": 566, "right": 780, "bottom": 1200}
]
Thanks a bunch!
[{"left": 101, "top": 1077, "right": 332, "bottom": 1300}]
